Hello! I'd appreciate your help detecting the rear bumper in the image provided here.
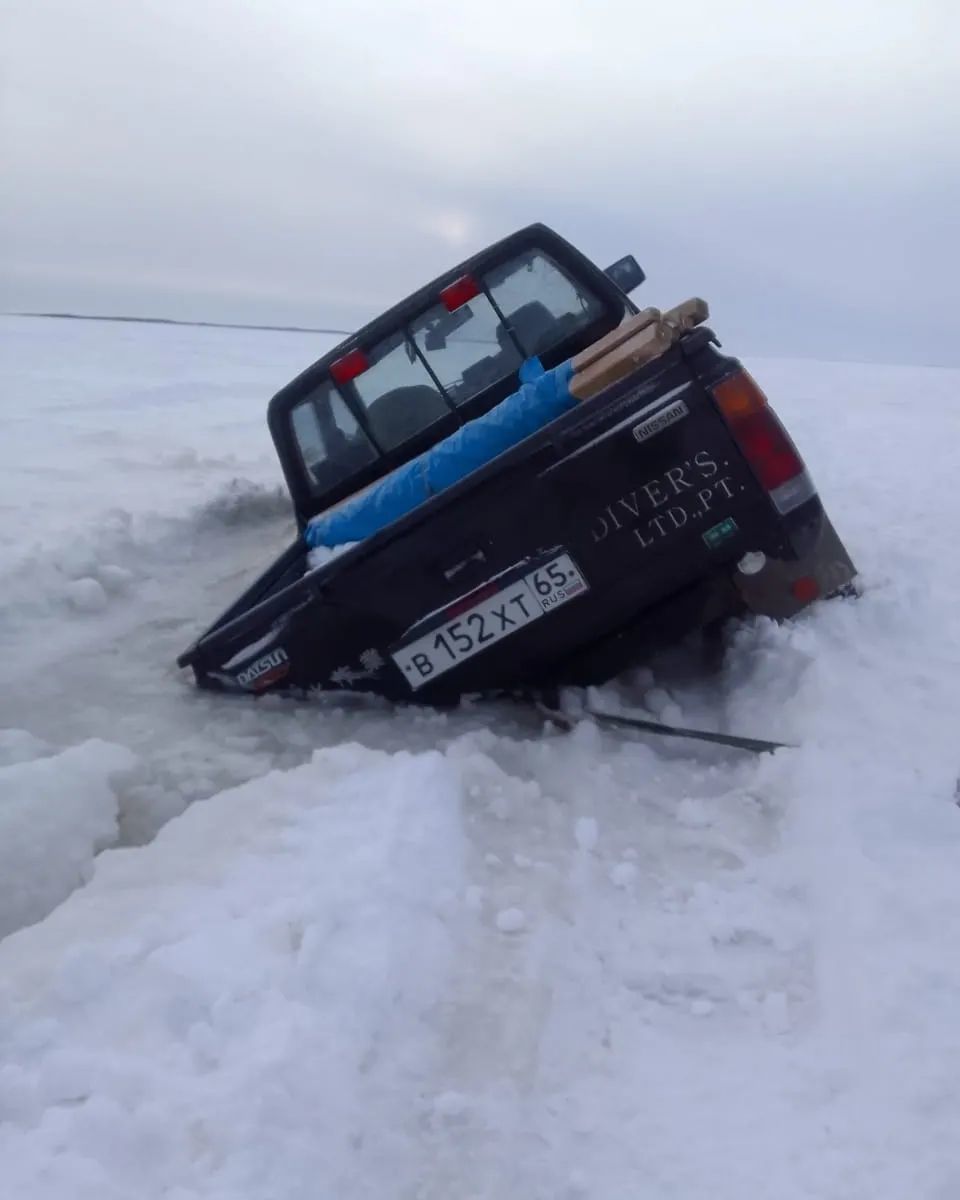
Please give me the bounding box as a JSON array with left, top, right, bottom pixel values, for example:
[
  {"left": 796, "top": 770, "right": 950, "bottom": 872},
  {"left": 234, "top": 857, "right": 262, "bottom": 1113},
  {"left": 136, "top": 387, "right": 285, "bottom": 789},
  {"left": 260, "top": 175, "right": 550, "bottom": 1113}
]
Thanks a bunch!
[
  {"left": 547, "top": 569, "right": 744, "bottom": 689},
  {"left": 733, "top": 506, "right": 857, "bottom": 619},
  {"left": 547, "top": 499, "right": 856, "bottom": 689}
]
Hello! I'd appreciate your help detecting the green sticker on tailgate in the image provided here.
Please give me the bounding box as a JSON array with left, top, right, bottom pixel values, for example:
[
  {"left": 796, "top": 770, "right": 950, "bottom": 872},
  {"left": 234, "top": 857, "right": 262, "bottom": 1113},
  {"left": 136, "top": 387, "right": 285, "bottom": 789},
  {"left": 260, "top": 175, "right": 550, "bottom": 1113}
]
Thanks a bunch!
[{"left": 702, "top": 517, "right": 739, "bottom": 550}]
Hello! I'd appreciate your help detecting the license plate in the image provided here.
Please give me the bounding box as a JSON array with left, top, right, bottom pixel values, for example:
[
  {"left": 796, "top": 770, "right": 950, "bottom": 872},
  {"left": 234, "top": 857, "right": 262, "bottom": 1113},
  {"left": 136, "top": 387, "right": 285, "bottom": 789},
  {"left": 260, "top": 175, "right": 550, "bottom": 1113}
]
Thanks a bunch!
[{"left": 392, "top": 553, "right": 588, "bottom": 689}]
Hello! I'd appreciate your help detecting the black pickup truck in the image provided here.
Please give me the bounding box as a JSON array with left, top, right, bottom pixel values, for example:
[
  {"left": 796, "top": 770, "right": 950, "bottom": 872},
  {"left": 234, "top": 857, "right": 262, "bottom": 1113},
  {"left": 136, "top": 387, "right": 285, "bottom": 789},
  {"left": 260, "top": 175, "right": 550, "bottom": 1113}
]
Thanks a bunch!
[{"left": 177, "top": 223, "right": 855, "bottom": 702}]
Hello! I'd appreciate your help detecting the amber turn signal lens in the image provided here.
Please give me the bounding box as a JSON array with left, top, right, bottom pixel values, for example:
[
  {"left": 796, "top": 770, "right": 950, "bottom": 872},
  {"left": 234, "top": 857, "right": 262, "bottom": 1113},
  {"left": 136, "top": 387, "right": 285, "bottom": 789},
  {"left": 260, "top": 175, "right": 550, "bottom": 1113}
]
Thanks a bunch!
[{"left": 712, "top": 371, "right": 769, "bottom": 420}]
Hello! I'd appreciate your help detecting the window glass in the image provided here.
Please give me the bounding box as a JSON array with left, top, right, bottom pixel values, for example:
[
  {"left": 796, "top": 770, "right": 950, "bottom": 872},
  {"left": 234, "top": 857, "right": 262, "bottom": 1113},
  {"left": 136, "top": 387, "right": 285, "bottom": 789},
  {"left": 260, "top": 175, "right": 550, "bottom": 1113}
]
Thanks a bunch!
[
  {"left": 290, "top": 245, "right": 608, "bottom": 500},
  {"left": 485, "top": 250, "right": 603, "bottom": 357},
  {"left": 351, "top": 332, "right": 451, "bottom": 451},
  {"left": 412, "top": 295, "right": 522, "bottom": 406},
  {"left": 291, "top": 381, "right": 377, "bottom": 492}
]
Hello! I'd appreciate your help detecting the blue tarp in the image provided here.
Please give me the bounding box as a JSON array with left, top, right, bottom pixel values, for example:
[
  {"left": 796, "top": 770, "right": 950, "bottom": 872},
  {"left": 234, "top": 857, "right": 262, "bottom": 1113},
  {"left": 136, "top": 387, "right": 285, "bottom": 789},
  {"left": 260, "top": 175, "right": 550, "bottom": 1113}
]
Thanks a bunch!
[{"left": 304, "top": 359, "right": 575, "bottom": 549}]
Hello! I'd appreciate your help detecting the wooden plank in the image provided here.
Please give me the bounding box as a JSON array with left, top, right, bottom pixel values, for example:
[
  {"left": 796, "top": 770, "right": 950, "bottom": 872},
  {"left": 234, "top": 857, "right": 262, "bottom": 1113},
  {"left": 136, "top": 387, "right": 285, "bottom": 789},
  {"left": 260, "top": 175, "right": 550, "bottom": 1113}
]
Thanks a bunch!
[
  {"left": 569, "top": 320, "right": 675, "bottom": 400},
  {"left": 571, "top": 308, "right": 661, "bottom": 372}
]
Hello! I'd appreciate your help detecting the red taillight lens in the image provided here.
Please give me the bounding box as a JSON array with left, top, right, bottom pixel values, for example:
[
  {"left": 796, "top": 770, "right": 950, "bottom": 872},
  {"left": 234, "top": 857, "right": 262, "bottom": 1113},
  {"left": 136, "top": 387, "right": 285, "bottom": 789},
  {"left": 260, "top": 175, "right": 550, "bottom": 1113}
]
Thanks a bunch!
[
  {"left": 713, "top": 371, "right": 805, "bottom": 492},
  {"left": 330, "top": 349, "right": 369, "bottom": 385},
  {"left": 440, "top": 275, "right": 481, "bottom": 312},
  {"left": 729, "top": 409, "right": 805, "bottom": 491}
]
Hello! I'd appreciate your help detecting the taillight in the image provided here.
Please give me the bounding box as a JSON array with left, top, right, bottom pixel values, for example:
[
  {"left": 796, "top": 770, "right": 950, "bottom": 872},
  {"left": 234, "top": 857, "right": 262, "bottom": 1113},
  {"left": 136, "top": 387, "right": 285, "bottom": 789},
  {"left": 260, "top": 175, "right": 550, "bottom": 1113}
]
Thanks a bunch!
[
  {"left": 440, "top": 275, "right": 481, "bottom": 312},
  {"left": 712, "top": 371, "right": 816, "bottom": 514},
  {"left": 729, "top": 410, "right": 804, "bottom": 491}
]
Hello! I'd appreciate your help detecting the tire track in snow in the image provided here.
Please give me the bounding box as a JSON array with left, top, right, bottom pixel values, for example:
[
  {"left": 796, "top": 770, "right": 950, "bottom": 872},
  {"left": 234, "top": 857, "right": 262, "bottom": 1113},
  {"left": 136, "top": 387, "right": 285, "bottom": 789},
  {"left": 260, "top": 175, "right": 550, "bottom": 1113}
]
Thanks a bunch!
[{"left": 404, "top": 719, "right": 805, "bottom": 1199}]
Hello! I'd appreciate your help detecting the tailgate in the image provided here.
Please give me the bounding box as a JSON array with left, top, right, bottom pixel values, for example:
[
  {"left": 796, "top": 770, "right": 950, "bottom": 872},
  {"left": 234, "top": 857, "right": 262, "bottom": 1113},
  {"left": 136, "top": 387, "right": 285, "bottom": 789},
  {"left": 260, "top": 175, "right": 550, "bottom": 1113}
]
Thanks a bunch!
[
  {"left": 542, "top": 376, "right": 784, "bottom": 604},
  {"left": 360, "top": 360, "right": 790, "bottom": 698}
]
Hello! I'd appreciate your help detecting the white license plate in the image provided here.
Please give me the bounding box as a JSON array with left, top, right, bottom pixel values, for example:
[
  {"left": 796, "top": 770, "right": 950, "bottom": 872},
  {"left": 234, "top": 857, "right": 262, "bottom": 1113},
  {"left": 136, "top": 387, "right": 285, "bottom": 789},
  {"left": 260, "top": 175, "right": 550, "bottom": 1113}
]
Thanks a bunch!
[{"left": 392, "top": 553, "right": 588, "bottom": 689}]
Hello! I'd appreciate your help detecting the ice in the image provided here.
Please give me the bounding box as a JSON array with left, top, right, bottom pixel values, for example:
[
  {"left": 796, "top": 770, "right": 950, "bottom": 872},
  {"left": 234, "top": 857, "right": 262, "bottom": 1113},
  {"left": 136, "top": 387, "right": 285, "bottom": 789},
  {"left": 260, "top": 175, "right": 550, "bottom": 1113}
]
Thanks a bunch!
[
  {"left": 609, "top": 861, "right": 638, "bottom": 888},
  {"left": 494, "top": 906, "right": 527, "bottom": 934},
  {"left": 64, "top": 576, "right": 109, "bottom": 613},
  {"left": 3, "top": 316, "right": 960, "bottom": 1197},
  {"left": 430, "top": 1090, "right": 471, "bottom": 1120},
  {"left": 0, "top": 739, "right": 137, "bottom": 937},
  {"left": 677, "top": 797, "right": 712, "bottom": 827},
  {"left": 0, "top": 316, "right": 317, "bottom": 649},
  {"left": 574, "top": 815, "right": 599, "bottom": 850},
  {"left": 0, "top": 728, "right": 52, "bottom": 766},
  {"left": 97, "top": 564, "right": 134, "bottom": 594},
  {"left": 644, "top": 685, "right": 674, "bottom": 715},
  {"left": 0, "top": 743, "right": 466, "bottom": 1198}
]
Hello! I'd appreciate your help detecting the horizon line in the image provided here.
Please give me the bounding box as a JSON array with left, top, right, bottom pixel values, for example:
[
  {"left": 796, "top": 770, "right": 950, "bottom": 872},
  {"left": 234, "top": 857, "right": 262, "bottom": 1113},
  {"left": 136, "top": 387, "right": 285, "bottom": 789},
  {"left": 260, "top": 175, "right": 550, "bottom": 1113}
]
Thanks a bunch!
[{"left": 5, "top": 311, "right": 354, "bottom": 336}]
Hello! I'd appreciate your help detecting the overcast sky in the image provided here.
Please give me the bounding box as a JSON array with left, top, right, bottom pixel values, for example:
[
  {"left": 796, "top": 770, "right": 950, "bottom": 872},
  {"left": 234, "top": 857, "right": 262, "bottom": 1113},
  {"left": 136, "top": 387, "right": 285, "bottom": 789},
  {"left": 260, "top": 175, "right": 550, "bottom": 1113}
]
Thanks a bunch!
[{"left": 3, "top": 0, "right": 958, "bottom": 363}]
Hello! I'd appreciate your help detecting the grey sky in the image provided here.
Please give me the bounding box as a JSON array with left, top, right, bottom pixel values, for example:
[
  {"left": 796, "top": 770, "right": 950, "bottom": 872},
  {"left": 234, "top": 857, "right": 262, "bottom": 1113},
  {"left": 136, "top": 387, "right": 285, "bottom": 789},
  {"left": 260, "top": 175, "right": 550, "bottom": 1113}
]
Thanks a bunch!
[{"left": 3, "top": 0, "right": 958, "bottom": 363}]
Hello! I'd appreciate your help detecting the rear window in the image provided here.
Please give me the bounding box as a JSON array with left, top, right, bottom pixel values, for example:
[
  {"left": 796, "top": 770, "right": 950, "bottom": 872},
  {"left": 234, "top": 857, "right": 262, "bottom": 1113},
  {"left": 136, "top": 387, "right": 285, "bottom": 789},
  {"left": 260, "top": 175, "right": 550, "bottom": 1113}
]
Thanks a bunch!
[
  {"left": 290, "top": 247, "right": 606, "bottom": 496},
  {"left": 291, "top": 382, "right": 377, "bottom": 491},
  {"left": 411, "top": 296, "right": 522, "bottom": 406},
  {"left": 350, "top": 331, "right": 452, "bottom": 450},
  {"left": 486, "top": 250, "right": 603, "bottom": 354},
  {"left": 410, "top": 250, "right": 603, "bottom": 405}
]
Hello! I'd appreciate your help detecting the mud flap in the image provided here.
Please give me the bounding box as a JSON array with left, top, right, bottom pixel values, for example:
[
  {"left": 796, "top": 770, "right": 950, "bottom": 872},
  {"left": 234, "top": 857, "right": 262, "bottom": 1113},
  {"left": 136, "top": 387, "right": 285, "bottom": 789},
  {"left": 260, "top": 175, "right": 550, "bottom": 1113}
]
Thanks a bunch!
[{"left": 734, "top": 513, "right": 857, "bottom": 620}]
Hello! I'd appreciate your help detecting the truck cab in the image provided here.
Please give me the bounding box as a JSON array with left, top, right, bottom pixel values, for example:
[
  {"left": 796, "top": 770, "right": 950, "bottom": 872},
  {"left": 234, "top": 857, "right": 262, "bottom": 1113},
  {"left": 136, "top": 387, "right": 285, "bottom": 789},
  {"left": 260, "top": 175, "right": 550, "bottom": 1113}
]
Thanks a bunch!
[{"left": 270, "top": 225, "right": 644, "bottom": 532}]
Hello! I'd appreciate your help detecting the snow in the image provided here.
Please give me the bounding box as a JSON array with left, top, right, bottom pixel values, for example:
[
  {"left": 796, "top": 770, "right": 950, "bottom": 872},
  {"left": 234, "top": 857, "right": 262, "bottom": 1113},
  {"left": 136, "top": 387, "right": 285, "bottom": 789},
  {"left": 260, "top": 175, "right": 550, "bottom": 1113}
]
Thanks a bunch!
[
  {"left": 64, "top": 576, "right": 110, "bottom": 613},
  {"left": 609, "top": 860, "right": 637, "bottom": 888},
  {"left": 0, "top": 739, "right": 136, "bottom": 937},
  {"left": 3, "top": 313, "right": 960, "bottom": 1196},
  {"left": 306, "top": 539, "right": 359, "bottom": 572},
  {"left": 0, "top": 743, "right": 466, "bottom": 1200},
  {"left": 574, "top": 815, "right": 599, "bottom": 851},
  {"left": 495, "top": 906, "right": 528, "bottom": 933}
]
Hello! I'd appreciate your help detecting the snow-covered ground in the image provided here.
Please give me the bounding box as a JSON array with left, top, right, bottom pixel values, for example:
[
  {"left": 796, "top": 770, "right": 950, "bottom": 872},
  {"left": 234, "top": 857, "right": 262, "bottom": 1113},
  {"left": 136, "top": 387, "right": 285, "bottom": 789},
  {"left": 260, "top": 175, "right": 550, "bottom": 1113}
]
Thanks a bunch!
[{"left": 2, "top": 313, "right": 960, "bottom": 1198}]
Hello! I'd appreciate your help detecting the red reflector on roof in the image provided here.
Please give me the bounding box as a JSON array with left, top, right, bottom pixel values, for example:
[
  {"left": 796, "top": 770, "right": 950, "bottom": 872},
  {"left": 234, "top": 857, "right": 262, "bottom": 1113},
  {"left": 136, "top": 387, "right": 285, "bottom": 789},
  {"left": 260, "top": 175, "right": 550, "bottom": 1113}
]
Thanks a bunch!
[
  {"left": 440, "top": 275, "right": 481, "bottom": 312},
  {"left": 330, "top": 349, "right": 369, "bottom": 385}
]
